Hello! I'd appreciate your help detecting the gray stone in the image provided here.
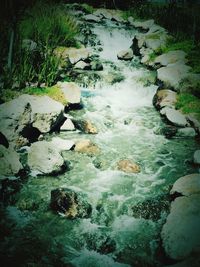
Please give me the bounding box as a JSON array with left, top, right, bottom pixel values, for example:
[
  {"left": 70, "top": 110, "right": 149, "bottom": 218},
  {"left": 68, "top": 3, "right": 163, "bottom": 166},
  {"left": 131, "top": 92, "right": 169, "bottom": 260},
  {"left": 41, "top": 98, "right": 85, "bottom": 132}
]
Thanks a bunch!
[
  {"left": 27, "top": 141, "right": 64, "bottom": 175},
  {"left": 84, "top": 14, "right": 101, "bottom": 23},
  {"left": 133, "top": 19, "right": 154, "bottom": 30},
  {"left": 58, "top": 82, "right": 81, "bottom": 104},
  {"left": 117, "top": 49, "right": 133, "bottom": 60},
  {"left": 161, "top": 195, "right": 200, "bottom": 260},
  {"left": 157, "top": 62, "right": 192, "bottom": 90},
  {"left": 51, "top": 137, "right": 75, "bottom": 152},
  {"left": 74, "top": 60, "right": 90, "bottom": 70},
  {"left": 194, "top": 150, "right": 200, "bottom": 164},
  {"left": 50, "top": 187, "right": 92, "bottom": 219},
  {"left": 176, "top": 127, "right": 196, "bottom": 137},
  {"left": 161, "top": 107, "right": 188, "bottom": 127},
  {"left": 154, "top": 50, "right": 187, "bottom": 67},
  {"left": 0, "top": 145, "right": 23, "bottom": 177},
  {"left": 60, "top": 118, "right": 75, "bottom": 131},
  {"left": 170, "top": 173, "right": 200, "bottom": 196},
  {"left": 153, "top": 90, "right": 177, "bottom": 109}
]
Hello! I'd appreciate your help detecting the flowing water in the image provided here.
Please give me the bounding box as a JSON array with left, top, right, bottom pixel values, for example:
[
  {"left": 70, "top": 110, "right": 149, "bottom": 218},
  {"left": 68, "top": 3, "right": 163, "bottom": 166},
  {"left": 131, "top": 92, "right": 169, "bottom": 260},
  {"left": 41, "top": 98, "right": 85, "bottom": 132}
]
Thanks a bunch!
[{"left": 1, "top": 18, "right": 199, "bottom": 267}]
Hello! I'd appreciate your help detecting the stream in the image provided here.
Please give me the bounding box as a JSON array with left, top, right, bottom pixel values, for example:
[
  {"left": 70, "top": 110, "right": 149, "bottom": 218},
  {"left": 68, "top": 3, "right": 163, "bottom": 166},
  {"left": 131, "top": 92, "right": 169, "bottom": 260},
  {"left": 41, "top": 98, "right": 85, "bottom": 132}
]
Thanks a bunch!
[{"left": 1, "top": 16, "right": 199, "bottom": 267}]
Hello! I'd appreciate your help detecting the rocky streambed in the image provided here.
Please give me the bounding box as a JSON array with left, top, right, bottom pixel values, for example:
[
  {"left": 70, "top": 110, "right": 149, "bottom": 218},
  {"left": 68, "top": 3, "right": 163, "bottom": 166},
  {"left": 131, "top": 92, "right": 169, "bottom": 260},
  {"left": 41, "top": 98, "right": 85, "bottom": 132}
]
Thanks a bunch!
[{"left": 0, "top": 5, "right": 200, "bottom": 267}]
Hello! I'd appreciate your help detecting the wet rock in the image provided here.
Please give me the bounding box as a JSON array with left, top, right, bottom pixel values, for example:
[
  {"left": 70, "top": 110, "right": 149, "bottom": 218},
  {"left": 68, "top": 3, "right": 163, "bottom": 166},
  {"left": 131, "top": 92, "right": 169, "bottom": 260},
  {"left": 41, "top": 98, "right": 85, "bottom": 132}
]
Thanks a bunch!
[
  {"left": 51, "top": 137, "right": 75, "bottom": 152},
  {"left": 60, "top": 118, "right": 75, "bottom": 131},
  {"left": 0, "top": 94, "right": 64, "bottom": 148},
  {"left": 58, "top": 82, "right": 81, "bottom": 104},
  {"left": 54, "top": 46, "right": 90, "bottom": 65},
  {"left": 154, "top": 50, "right": 187, "bottom": 67},
  {"left": 153, "top": 89, "right": 177, "bottom": 110},
  {"left": 73, "top": 119, "right": 98, "bottom": 134},
  {"left": 91, "top": 60, "right": 103, "bottom": 71},
  {"left": 157, "top": 62, "right": 192, "bottom": 90},
  {"left": 159, "top": 125, "right": 178, "bottom": 138},
  {"left": 170, "top": 173, "right": 200, "bottom": 197},
  {"left": 131, "top": 195, "right": 170, "bottom": 221},
  {"left": 186, "top": 113, "right": 200, "bottom": 134},
  {"left": 27, "top": 141, "right": 65, "bottom": 175},
  {"left": 180, "top": 73, "right": 200, "bottom": 96},
  {"left": 160, "top": 107, "right": 188, "bottom": 127},
  {"left": 50, "top": 187, "right": 92, "bottom": 219},
  {"left": 161, "top": 194, "right": 200, "bottom": 260},
  {"left": 84, "top": 14, "right": 101, "bottom": 23},
  {"left": 176, "top": 127, "right": 196, "bottom": 137},
  {"left": 147, "top": 24, "right": 167, "bottom": 35},
  {"left": 74, "top": 60, "right": 90, "bottom": 70},
  {"left": 117, "top": 49, "right": 133, "bottom": 60},
  {"left": 193, "top": 150, "right": 200, "bottom": 165},
  {"left": 117, "top": 159, "right": 140, "bottom": 173},
  {"left": 74, "top": 139, "right": 100, "bottom": 155},
  {"left": 133, "top": 19, "right": 154, "bottom": 30},
  {"left": 0, "top": 145, "right": 23, "bottom": 177}
]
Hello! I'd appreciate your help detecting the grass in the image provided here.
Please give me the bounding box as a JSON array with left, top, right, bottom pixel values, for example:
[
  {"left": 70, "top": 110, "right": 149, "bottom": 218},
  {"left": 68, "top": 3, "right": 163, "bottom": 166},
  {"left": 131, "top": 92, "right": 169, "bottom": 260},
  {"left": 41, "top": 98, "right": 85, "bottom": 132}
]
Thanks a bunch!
[
  {"left": 176, "top": 93, "right": 200, "bottom": 115},
  {"left": 81, "top": 3, "right": 95, "bottom": 14},
  {"left": 0, "top": 85, "right": 67, "bottom": 105}
]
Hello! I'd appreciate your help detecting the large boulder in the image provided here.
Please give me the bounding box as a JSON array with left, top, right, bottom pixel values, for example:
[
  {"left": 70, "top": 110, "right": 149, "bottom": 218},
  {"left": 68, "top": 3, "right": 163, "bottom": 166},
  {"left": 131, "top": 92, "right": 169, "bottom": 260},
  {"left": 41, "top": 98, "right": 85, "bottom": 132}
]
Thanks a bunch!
[
  {"left": 161, "top": 194, "right": 200, "bottom": 260},
  {"left": 50, "top": 187, "right": 92, "bottom": 219},
  {"left": 160, "top": 107, "right": 188, "bottom": 127},
  {"left": 133, "top": 19, "right": 154, "bottom": 30},
  {"left": 153, "top": 89, "right": 177, "bottom": 110},
  {"left": 154, "top": 50, "right": 187, "bottom": 67},
  {"left": 58, "top": 82, "right": 81, "bottom": 104},
  {"left": 51, "top": 137, "right": 75, "bottom": 152},
  {"left": 0, "top": 94, "right": 64, "bottom": 148},
  {"left": 176, "top": 127, "right": 196, "bottom": 138},
  {"left": 193, "top": 150, "right": 200, "bottom": 165},
  {"left": 0, "top": 145, "right": 23, "bottom": 177},
  {"left": 27, "top": 141, "right": 65, "bottom": 175},
  {"left": 117, "top": 159, "right": 140, "bottom": 173},
  {"left": 157, "top": 62, "right": 192, "bottom": 90},
  {"left": 117, "top": 49, "right": 133, "bottom": 60},
  {"left": 170, "top": 173, "right": 200, "bottom": 197},
  {"left": 84, "top": 14, "right": 101, "bottom": 23}
]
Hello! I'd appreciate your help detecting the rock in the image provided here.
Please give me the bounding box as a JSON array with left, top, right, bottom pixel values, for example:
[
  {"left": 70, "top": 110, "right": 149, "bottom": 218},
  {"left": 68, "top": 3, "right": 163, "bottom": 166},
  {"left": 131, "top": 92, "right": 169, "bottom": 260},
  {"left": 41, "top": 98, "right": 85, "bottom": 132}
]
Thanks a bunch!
[
  {"left": 147, "top": 24, "right": 167, "bottom": 35},
  {"left": 74, "top": 139, "right": 100, "bottom": 155},
  {"left": 179, "top": 73, "right": 200, "bottom": 96},
  {"left": 27, "top": 141, "right": 65, "bottom": 175},
  {"left": 161, "top": 107, "right": 188, "bottom": 127},
  {"left": 154, "top": 50, "right": 187, "bottom": 67},
  {"left": 117, "top": 49, "right": 133, "bottom": 60},
  {"left": 159, "top": 125, "right": 178, "bottom": 139},
  {"left": 74, "top": 60, "right": 90, "bottom": 70},
  {"left": 91, "top": 61, "right": 103, "bottom": 71},
  {"left": 133, "top": 19, "right": 154, "bottom": 30},
  {"left": 51, "top": 137, "right": 75, "bottom": 152},
  {"left": 186, "top": 113, "right": 200, "bottom": 133},
  {"left": 161, "top": 194, "right": 200, "bottom": 260},
  {"left": 22, "top": 39, "right": 37, "bottom": 52},
  {"left": 0, "top": 145, "right": 23, "bottom": 177},
  {"left": 117, "top": 159, "right": 141, "bottom": 173},
  {"left": 145, "top": 37, "right": 166, "bottom": 52},
  {"left": 54, "top": 46, "right": 90, "bottom": 65},
  {"left": 73, "top": 119, "right": 98, "bottom": 134},
  {"left": 50, "top": 187, "right": 92, "bottom": 219},
  {"left": 194, "top": 150, "right": 200, "bottom": 165},
  {"left": 153, "top": 89, "right": 177, "bottom": 110},
  {"left": 0, "top": 94, "right": 64, "bottom": 148},
  {"left": 170, "top": 174, "right": 200, "bottom": 197},
  {"left": 60, "top": 118, "right": 75, "bottom": 131},
  {"left": 84, "top": 14, "right": 101, "bottom": 23},
  {"left": 58, "top": 82, "right": 81, "bottom": 104},
  {"left": 176, "top": 127, "right": 196, "bottom": 137},
  {"left": 157, "top": 62, "right": 192, "bottom": 90}
]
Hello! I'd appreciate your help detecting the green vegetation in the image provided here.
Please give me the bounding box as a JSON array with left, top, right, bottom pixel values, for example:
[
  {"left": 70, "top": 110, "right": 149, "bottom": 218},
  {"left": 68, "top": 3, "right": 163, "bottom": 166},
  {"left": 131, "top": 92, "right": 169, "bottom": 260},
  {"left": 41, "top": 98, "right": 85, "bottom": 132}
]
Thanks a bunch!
[
  {"left": 176, "top": 93, "right": 200, "bottom": 115},
  {"left": 0, "top": 85, "right": 67, "bottom": 105},
  {"left": 81, "top": 3, "right": 95, "bottom": 14}
]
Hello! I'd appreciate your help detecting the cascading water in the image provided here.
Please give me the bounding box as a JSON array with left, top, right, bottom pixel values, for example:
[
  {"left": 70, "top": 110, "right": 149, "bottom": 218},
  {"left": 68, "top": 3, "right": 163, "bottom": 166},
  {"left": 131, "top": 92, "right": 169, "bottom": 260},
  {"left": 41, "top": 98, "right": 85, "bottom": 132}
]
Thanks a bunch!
[{"left": 1, "top": 17, "right": 199, "bottom": 267}]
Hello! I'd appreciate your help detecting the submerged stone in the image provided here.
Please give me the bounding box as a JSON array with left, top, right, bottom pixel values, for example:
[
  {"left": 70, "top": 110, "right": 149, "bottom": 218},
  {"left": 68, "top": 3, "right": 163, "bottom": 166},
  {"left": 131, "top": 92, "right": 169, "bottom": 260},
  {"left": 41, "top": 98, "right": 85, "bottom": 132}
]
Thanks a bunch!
[
  {"left": 117, "top": 159, "right": 140, "bottom": 173},
  {"left": 50, "top": 187, "right": 92, "bottom": 219}
]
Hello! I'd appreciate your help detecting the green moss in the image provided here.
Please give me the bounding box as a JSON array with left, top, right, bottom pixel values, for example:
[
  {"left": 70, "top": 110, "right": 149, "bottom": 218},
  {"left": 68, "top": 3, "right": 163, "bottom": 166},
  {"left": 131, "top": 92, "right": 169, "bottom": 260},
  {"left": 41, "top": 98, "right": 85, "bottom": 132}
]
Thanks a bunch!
[
  {"left": 81, "top": 3, "right": 95, "bottom": 14},
  {"left": 176, "top": 93, "right": 200, "bottom": 115},
  {"left": 23, "top": 85, "right": 67, "bottom": 105}
]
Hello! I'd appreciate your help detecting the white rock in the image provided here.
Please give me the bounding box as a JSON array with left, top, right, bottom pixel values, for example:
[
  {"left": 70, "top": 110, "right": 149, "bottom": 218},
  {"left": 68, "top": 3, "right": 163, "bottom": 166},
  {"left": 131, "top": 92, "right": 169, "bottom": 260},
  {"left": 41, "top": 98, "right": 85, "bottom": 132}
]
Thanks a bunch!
[
  {"left": 154, "top": 50, "right": 187, "bottom": 66},
  {"left": 161, "top": 107, "right": 188, "bottom": 127},
  {"left": 157, "top": 62, "right": 192, "bottom": 90},
  {"left": 117, "top": 49, "right": 133, "bottom": 60},
  {"left": 74, "top": 60, "right": 90, "bottom": 70},
  {"left": 176, "top": 127, "right": 196, "bottom": 137},
  {"left": 161, "top": 195, "right": 200, "bottom": 260},
  {"left": 27, "top": 141, "right": 64, "bottom": 175},
  {"left": 170, "top": 173, "right": 200, "bottom": 196},
  {"left": 194, "top": 150, "right": 200, "bottom": 164},
  {"left": 58, "top": 82, "right": 81, "bottom": 104},
  {"left": 133, "top": 19, "right": 154, "bottom": 30},
  {"left": 60, "top": 118, "right": 75, "bottom": 131},
  {"left": 0, "top": 145, "right": 23, "bottom": 177},
  {"left": 84, "top": 14, "right": 101, "bottom": 23},
  {"left": 51, "top": 137, "right": 74, "bottom": 152}
]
